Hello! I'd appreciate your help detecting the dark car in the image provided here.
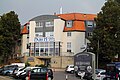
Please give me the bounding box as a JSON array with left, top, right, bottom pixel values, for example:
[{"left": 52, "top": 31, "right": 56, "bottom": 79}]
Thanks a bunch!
[
  {"left": 103, "top": 63, "right": 120, "bottom": 80},
  {"left": 19, "top": 67, "right": 53, "bottom": 80}
]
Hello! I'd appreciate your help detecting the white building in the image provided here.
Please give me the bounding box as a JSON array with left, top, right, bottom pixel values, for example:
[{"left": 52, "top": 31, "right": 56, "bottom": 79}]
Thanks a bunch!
[{"left": 21, "top": 13, "right": 96, "bottom": 67}]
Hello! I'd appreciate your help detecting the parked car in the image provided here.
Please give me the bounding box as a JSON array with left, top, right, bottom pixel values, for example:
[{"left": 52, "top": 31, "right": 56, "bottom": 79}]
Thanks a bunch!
[
  {"left": 103, "top": 63, "right": 120, "bottom": 80},
  {"left": 0, "top": 67, "right": 4, "bottom": 75},
  {"left": 14, "top": 67, "right": 41, "bottom": 79},
  {"left": 26, "top": 67, "right": 53, "bottom": 80},
  {"left": 65, "top": 65, "right": 74, "bottom": 73},
  {"left": 2, "top": 65, "right": 18, "bottom": 76},
  {"left": 95, "top": 69, "right": 106, "bottom": 80},
  {"left": 12, "top": 67, "right": 25, "bottom": 78}
]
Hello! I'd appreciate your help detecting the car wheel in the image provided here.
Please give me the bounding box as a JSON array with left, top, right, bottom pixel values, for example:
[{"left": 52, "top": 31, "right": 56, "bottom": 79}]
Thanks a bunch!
[{"left": 48, "top": 77, "right": 52, "bottom": 80}]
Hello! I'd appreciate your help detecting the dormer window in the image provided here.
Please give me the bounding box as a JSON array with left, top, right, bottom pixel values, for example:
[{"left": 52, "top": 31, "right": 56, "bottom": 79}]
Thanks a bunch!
[
  {"left": 86, "top": 21, "right": 94, "bottom": 28},
  {"left": 66, "top": 20, "right": 73, "bottom": 28}
]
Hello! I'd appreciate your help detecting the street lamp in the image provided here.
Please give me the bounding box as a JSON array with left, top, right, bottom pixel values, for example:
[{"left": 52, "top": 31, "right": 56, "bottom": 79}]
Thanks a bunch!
[{"left": 97, "top": 40, "right": 99, "bottom": 69}]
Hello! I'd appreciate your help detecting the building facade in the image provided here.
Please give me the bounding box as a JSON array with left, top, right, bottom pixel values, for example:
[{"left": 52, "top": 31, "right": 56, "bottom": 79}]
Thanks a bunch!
[{"left": 21, "top": 13, "right": 96, "bottom": 68}]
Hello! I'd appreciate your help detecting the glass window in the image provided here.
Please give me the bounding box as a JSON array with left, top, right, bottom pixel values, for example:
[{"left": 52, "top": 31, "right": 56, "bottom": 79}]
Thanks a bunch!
[
  {"left": 67, "top": 42, "right": 71, "bottom": 52},
  {"left": 36, "top": 22, "right": 43, "bottom": 27},
  {"left": 41, "top": 68, "right": 47, "bottom": 72},
  {"left": 50, "top": 42, "right": 54, "bottom": 47},
  {"left": 67, "top": 32, "right": 71, "bottom": 37},
  {"left": 55, "top": 48, "right": 59, "bottom": 55},
  {"left": 88, "top": 32, "right": 93, "bottom": 37},
  {"left": 35, "top": 43, "right": 39, "bottom": 47},
  {"left": 35, "top": 32, "right": 43, "bottom": 37},
  {"left": 45, "top": 42, "right": 48, "bottom": 47},
  {"left": 45, "top": 32, "right": 54, "bottom": 37},
  {"left": 66, "top": 20, "right": 73, "bottom": 27},
  {"left": 40, "top": 42, "right": 44, "bottom": 47},
  {"left": 67, "top": 42, "right": 71, "bottom": 49},
  {"left": 40, "top": 48, "right": 44, "bottom": 52},
  {"left": 86, "top": 21, "right": 93, "bottom": 27},
  {"left": 35, "top": 48, "right": 39, "bottom": 53},
  {"left": 45, "top": 21, "right": 54, "bottom": 27},
  {"left": 32, "top": 69, "right": 38, "bottom": 73}
]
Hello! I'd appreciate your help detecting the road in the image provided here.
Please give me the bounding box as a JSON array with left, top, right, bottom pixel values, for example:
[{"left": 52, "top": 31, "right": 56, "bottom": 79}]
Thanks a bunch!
[{"left": 0, "top": 71, "right": 81, "bottom": 80}]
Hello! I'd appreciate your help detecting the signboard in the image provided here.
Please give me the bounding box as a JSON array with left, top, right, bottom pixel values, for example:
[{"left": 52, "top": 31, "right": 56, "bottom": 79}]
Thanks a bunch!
[
  {"left": 34, "top": 37, "right": 55, "bottom": 42},
  {"left": 74, "top": 52, "right": 95, "bottom": 79},
  {"left": 74, "top": 52, "right": 92, "bottom": 72},
  {"left": 27, "top": 57, "right": 34, "bottom": 62}
]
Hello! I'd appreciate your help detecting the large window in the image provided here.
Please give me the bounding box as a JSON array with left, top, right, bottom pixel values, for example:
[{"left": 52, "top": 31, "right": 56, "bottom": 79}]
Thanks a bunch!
[
  {"left": 36, "top": 22, "right": 43, "bottom": 27},
  {"left": 45, "top": 21, "right": 54, "bottom": 27},
  {"left": 66, "top": 20, "right": 73, "bottom": 28},
  {"left": 30, "top": 42, "right": 60, "bottom": 56}
]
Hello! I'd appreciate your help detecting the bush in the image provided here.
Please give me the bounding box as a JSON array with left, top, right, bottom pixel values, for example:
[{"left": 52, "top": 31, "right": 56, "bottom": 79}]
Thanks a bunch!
[{"left": 25, "top": 62, "right": 30, "bottom": 67}]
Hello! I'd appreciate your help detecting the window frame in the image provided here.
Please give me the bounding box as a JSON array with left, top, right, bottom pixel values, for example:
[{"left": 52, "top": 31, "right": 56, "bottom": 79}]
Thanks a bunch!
[
  {"left": 45, "top": 21, "right": 54, "bottom": 27},
  {"left": 66, "top": 20, "right": 73, "bottom": 28}
]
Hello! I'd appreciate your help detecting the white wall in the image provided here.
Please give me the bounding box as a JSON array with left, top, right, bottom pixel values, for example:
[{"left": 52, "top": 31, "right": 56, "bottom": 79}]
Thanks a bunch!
[
  {"left": 29, "top": 21, "right": 36, "bottom": 43},
  {"left": 54, "top": 19, "right": 65, "bottom": 41},
  {"left": 21, "top": 34, "right": 29, "bottom": 56},
  {"left": 61, "top": 32, "right": 86, "bottom": 56}
]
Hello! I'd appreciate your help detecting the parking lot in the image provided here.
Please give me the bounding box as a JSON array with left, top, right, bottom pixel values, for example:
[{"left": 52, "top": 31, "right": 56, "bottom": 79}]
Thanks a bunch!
[
  {"left": 53, "top": 71, "right": 80, "bottom": 80},
  {"left": 0, "top": 71, "right": 81, "bottom": 80}
]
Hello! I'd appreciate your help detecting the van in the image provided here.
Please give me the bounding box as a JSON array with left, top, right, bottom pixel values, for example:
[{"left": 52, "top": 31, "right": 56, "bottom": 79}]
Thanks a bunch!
[{"left": 65, "top": 65, "right": 74, "bottom": 73}]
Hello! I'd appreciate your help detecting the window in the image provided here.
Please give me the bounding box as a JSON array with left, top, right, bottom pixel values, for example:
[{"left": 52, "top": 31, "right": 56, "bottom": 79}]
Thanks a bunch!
[
  {"left": 86, "top": 21, "right": 94, "bottom": 27},
  {"left": 35, "top": 32, "right": 43, "bottom": 37},
  {"left": 35, "top": 43, "right": 39, "bottom": 47},
  {"left": 88, "top": 32, "right": 93, "bottom": 37},
  {"left": 67, "top": 32, "right": 71, "bottom": 37},
  {"left": 27, "top": 25, "right": 29, "bottom": 30},
  {"left": 66, "top": 20, "right": 73, "bottom": 27},
  {"left": 45, "top": 42, "right": 48, "bottom": 47},
  {"left": 50, "top": 42, "right": 54, "bottom": 47},
  {"left": 67, "top": 42, "right": 71, "bottom": 52},
  {"left": 36, "top": 22, "right": 43, "bottom": 27},
  {"left": 35, "top": 48, "right": 39, "bottom": 56},
  {"left": 45, "top": 32, "right": 54, "bottom": 37},
  {"left": 27, "top": 34, "right": 29, "bottom": 39},
  {"left": 45, "top": 21, "right": 54, "bottom": 27},
  {"left": 40, "top": 48, "right": 44, "bottom": 52}
]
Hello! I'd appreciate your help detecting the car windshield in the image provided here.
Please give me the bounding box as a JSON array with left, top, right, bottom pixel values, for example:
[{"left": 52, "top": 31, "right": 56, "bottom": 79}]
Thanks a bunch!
[{"left": 95, "top": 69, "right": 105, "bottom": 74}]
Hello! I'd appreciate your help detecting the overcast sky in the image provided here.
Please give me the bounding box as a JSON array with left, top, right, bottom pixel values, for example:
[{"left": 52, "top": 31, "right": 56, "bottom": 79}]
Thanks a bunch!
[{"left": 0, "top": 0, "right": 106, "bottom": 25}]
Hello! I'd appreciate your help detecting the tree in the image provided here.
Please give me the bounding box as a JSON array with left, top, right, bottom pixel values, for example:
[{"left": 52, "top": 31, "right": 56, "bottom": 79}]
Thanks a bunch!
[
  {"left": 90, "top": 0, "right": 120, "bottom": 63},
  {"left": 0, "top": 11, "right": 21, "bottom": 64}
]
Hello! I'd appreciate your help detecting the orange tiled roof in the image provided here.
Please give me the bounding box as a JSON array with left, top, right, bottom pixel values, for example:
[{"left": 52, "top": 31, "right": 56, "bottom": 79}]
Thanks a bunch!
[
  {"left": 57, "top": 13, "right": 96, "bottom": 31},
  {"left": 21, "top": 23, "right": 29, "bottom": 34}
]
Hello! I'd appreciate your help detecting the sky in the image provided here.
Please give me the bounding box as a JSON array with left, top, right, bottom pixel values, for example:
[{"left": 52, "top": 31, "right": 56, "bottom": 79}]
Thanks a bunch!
[{"left": 0, "top": 0, "right": 106, "bottom": 25}]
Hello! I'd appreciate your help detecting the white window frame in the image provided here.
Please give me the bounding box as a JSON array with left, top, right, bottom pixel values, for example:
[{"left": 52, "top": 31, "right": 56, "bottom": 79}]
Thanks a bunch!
[
  {"left": 36, "top": 22, "right": 43, "bottom": 27},
  {"left": 35, "top": 32, "right": 43, "bottom": 37},
  {"left": 45, "top": 32, "right": 54, "bottom": 37},
  {"left": 67, "top": 42, "right": 71, "bottom": 49},
  {"left": 67, "top": 32, "right": 71, "bottom": 37},
  {"left": 67, "top": 42, "right": 71, "bottom": 52},
  {"left": 86, "top": 21, "right": 93, "bottom": 27},
  {"left": 66, "top": 20, "right": 73, "bottom": 28},
  {"left": 45, "top": 21, "right": 54, "bottom": 27}
]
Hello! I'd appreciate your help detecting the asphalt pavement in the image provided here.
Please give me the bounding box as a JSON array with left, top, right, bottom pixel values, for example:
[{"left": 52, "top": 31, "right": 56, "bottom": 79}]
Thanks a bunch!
[{"left": 0, "top": 71, "right": 81, "bottom": 80}]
